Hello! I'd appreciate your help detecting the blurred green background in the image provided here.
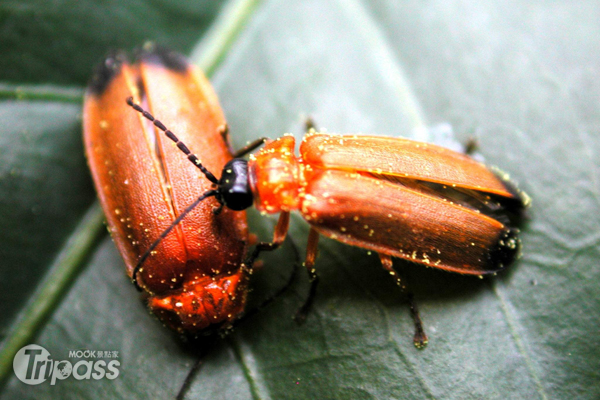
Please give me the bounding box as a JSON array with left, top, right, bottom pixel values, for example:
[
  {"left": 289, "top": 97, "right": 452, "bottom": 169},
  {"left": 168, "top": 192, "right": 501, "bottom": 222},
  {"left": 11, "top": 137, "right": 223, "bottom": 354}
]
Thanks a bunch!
[{"left": 1, "top": 0, "right": 598, "bottom": 398}]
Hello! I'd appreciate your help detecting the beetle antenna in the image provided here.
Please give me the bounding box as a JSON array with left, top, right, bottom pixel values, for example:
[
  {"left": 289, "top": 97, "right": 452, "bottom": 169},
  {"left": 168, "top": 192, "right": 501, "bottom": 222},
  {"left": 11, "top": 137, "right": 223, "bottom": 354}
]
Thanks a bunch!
[
  {"left": 132, "top": 189, "right": 219, "bottom": 290},
  {"left": 126, "top": 97, "right": 219, "bottom": 185}
]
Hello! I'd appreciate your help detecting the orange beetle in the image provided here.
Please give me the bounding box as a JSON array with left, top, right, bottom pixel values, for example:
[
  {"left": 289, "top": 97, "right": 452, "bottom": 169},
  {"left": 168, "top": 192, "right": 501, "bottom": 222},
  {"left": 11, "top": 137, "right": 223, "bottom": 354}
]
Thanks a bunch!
[
  {"left": 86, "top": 45, "right": 528, "bottom": 347},
  {"left": 83, "top": 45, "right": 250, "bottom": 334},
  {"left": 246, "top": 133, "right": 526, "bottom": 275},
  {"left": 243, "top": 133, "right": 528, "bottom": 341},
  {"left": 126, "top": 92, "right": 528, "bottom": 347}
]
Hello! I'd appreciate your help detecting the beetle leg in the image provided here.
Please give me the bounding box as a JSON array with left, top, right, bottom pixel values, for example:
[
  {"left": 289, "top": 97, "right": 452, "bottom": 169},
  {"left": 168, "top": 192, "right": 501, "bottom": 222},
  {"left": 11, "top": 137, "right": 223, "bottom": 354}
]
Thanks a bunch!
[
  {"left": 244, "top": 211, "right": 291, "bottom": 268},
  {"left": 294, "top": 228, "right": 320, "bottom": 324},
  {"left": 234, "top": 234, "right": 301, "bottom": 325},
  {"left": 379, "top": 254, "right": 405, "bottom": 291},
  {"left": 379, "top": 254, "right": 428, "bottom": 349},
  {"left": 232, "top": 137, "right": 269, "bottom": 158},
  {"left": 407, "top": 292, "right": 428, "bottom": 349},
  {"left": 464, "top": 137, "right": 478, "bottom": 155},
  {"left": 176, "top": 335, "right": 217, "bottom": 400},
  {"left": 304, "top": 117, "right": 316, "bottom": 133},
  {"left": 217, "top": 123, "right": 234, "bottom": 155}
]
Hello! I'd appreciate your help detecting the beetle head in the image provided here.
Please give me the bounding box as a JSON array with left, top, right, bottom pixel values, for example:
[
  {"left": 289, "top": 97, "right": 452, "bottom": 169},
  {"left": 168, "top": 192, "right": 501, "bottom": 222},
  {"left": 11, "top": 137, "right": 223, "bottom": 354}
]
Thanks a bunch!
[{"left": 217, "top": 159, "right": 254, "bottom": 211}]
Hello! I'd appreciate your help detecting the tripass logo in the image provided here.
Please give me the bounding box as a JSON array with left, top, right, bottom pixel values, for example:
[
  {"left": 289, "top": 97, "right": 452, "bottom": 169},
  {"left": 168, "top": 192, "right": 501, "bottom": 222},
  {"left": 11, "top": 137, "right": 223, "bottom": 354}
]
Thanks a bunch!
[{"left": 12, "top": 344, "right": 120, "bottom": 385}]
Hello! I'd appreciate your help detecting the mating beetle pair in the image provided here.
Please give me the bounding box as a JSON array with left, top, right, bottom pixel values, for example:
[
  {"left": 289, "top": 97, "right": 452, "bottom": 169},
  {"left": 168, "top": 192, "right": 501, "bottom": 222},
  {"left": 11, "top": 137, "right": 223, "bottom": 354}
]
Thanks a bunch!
[{"left": 83, "top": 46, "right": 528, "bottom": 345}]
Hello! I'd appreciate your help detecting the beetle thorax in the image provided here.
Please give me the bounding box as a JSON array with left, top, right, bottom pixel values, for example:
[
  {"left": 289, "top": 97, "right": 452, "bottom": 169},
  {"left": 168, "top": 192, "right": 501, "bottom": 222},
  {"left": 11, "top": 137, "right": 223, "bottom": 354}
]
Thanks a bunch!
[{"left": 248, "top": 135, "right": 301, "bottom": 213}]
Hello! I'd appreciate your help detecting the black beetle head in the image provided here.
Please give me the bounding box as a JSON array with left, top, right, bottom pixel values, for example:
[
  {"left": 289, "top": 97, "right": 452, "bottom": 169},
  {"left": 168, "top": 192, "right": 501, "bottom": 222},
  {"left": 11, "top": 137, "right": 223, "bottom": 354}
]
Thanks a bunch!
[{"left": 218, "top": 159, "right": 253, "bottom": 211}]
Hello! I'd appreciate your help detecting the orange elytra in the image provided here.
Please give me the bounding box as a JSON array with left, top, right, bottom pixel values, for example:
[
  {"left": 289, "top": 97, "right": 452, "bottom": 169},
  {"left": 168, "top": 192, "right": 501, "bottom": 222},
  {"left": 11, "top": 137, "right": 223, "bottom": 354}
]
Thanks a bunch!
[
  {"left": 83, "top": 45, "right": 252, "bottom": 334},
  {"left": 242, "top": 133, "right": 528, "bottom": 347},
  {"left": 127, "top": 113, "right": 529, "bottom": 347},
  {"left": 85, "top": 46, "right": 529, "bottom": 349}
]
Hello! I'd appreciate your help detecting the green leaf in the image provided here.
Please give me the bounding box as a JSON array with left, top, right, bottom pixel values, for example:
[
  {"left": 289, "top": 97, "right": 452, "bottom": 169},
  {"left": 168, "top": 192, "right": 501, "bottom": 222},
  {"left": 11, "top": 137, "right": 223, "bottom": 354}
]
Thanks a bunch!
[
  {"left": 1, "top": 0, "right": 599, "bottom": 399},
  {"left": 0, "top": 0, "right": 228, "bottom": 85}
]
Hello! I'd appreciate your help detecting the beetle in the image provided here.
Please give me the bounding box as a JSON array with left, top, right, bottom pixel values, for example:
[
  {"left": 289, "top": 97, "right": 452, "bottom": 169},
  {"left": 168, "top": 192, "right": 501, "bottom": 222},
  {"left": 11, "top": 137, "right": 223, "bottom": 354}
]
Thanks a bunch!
[
  {"left": 86, "top": 44, "right": 528, "bottom": 347},
  {"left": 126, "top": 92, "right": 529, "bottom": 348},
  {"left": 246, "top": 132, "right": 527, "bottom": 274},
  {"left": 83, "top": 45, "right": 258, "bottom": 334},
  {"left": 246, "top": 133, "right": 528, "bottom": 346}
]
